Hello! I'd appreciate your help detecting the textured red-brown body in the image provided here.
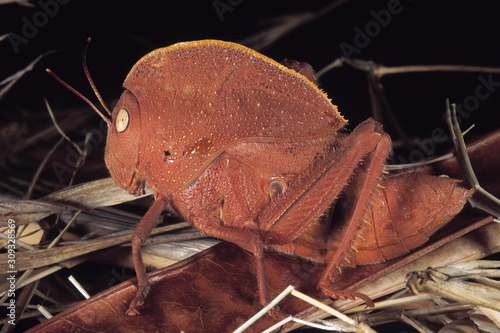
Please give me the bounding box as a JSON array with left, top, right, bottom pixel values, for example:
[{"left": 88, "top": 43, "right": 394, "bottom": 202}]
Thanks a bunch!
[
  {"left": 105, "top": 40, "right": 346, "bottom": 195},
  {"left": 98, "top": 40, "right": 472, "bottom": 314}
]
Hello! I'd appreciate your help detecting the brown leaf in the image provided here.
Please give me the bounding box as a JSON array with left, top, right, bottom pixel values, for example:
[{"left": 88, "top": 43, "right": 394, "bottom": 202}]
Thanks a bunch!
[
  {"left": 26, "top": 217, "right": 500, "bottom": 333},
  {"left": 26, "top": 242, "right": 319, "bottom": 333}
]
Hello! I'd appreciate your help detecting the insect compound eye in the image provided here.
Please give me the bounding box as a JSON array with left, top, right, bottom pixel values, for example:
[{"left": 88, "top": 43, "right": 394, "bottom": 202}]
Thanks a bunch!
[{"left": 116, "top": 108, "right": 130, "bottom": 133}]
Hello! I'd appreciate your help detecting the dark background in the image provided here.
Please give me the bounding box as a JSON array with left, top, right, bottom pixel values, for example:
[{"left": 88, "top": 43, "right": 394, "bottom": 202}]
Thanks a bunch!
[
  {"left": 1, "top": 0, "right": 499, "bottom": 151},
  {"left": 1, "top": 1, "right": 499, "bottom": 332}
]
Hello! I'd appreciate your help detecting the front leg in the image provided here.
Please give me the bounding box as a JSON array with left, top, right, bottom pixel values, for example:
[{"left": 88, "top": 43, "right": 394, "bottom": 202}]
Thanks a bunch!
[{"left": 127, "top": 197, "right": 168, "bottom": 316}]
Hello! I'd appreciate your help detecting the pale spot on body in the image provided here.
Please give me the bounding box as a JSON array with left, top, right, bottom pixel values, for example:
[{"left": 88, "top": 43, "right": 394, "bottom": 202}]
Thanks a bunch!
[{"left": 181, "top": 85, "right": 193, "bottom": 95}]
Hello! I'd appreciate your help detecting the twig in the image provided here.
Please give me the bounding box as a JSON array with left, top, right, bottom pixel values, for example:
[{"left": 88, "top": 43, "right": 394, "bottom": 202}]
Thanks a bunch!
[
  {"left": 234, "top": 285, "right": 295, "bottom": 333},
  {"left": 399, "top": 313, "right": 434, "bottom": 333},
  {"left": 48, "top": 210, "right": 82, "bottom": 248},
  {"left": 24, "top": 137, "right": 64, "bottom": 200},
  {"left": 36, "top": 305, "right": 53, "bottom": 319},
  {"left": 45, "top": 99, "right": 82, "bottom": 155},
  {"left": 239, "top": 0, "right": 352, "bottom": 51},
  {"left": 445, "top": 99, "right": 500, "bottom": 216},
  {"left": 0, "top": 50, "right": 59, "bottom": 99},
  {"left": 234, "top": 286, "right": 377, "bottom": 333},
  {"left": 0, "top": 0, "right": 34, "bottom": 7},
  {"left": 316, "top": 57, "right": 500, "bottom": 79},
  {"left": 0, "top": 232, "right": 36, "bottom": 251},
  {"left": 407, "top": 262, "right": 500, "bottom": 312}
]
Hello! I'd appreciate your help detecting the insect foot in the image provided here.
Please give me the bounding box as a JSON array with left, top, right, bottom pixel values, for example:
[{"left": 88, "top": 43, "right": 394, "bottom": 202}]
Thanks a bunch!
[
  {"left": 126, "top": 284, "right": 151, "bottom": 316},
  {"left": 320, "top": 284, "right": 375, "bottom": 308}
]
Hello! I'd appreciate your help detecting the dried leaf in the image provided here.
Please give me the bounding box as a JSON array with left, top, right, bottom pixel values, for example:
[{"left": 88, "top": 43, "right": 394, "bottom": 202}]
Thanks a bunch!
[
  {"left": 25, "top": 217, "right": 500, "bottom": 333},
  {"left": 437, "top": 319, "right": 479, "bottom": 333},
  {"left": 0, "top": 223, "right": 186, "bottom": 273},
  {"left": 407, "top": 266, "right": 500, "bottom": 312},
  {"left": 0, "top": 178, "right": 152, "bottom": 225}
]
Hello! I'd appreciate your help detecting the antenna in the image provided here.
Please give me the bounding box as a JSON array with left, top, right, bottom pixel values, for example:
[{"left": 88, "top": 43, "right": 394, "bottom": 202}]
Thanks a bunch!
[
  {"left": 46, "top": 68, "right": 111, "bottom": 126},
  {"left": 82, "top": 37, "right": 112, "bottom": 116}
]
